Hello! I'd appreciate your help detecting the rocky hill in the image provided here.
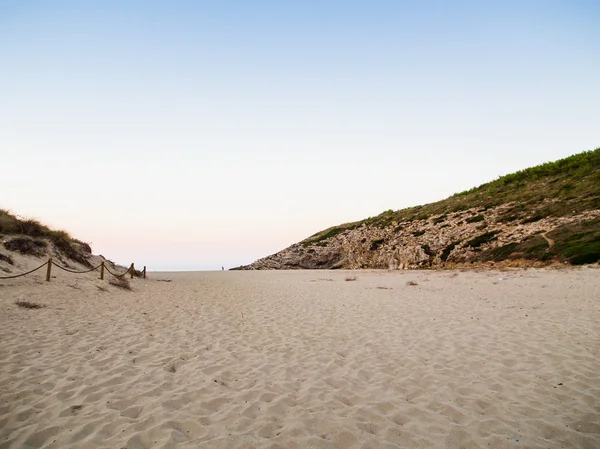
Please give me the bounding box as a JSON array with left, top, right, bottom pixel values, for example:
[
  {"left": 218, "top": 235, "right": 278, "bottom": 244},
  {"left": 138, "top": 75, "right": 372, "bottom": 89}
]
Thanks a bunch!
[{"left": 234, "top": 148, "right": 600, "bottom": 270}]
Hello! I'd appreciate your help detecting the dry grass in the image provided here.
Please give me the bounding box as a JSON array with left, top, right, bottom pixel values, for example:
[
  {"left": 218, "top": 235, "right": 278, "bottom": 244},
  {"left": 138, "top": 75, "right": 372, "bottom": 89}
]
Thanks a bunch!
[
  {"left": 0, "top": 253, "right": 14, "bottom": 265},
  {"left": 109, "top": 276, "right": 131, "bottom": 290},
  {"left": 4, "top": 237, "right": 48, "bottom": 257},
  {"left": 15, "top": 300, "right": 45, "bottom": 309},
  {"left": 406, "top": 281, "right": 418, "bottom": 286},
  {"left": 345, "top": 276, "right": 357, "bottom": 281},
  {"left": 0, "top": 210, "right": 93, "bottom": 267}
]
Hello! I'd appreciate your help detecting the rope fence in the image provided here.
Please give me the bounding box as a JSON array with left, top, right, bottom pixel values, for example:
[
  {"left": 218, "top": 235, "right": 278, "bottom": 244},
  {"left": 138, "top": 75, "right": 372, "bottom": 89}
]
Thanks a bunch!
[
  {"left": 103, "top": 264, "right": 132, "bottom": 278},
  {"left": 51, "top": 261, "right": 103, "bottom": 274},
  {"left": 0, "top": 258, "right": 146, "bottom": 282},
  {"left": 0, "top": 261, "right": 49, "bottom": 280}
]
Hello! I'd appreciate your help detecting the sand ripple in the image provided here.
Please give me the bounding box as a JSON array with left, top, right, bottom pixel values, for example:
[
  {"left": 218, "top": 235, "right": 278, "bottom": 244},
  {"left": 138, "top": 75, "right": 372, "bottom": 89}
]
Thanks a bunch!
[{"left": 1, "top": 268, "right": 599, "bottom": 448}]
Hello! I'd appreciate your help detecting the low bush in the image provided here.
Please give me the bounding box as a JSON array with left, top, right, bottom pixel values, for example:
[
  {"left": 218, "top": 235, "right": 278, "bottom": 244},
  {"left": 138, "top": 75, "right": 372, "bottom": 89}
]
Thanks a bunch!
[
  {"left": 49, "top": 231, "right": 92, "bottom": 268},
  {"left": 481, "top": 243, "right": 520, "bottom": 261},
  {"left": 466, "top": 214, "right": 485, "bottom": 223},
  {"left": 432, "top": 214, "right": 447, "bottom": 224},
  {"left": 370, "top": 239, "right": 385, "bottom": 251},
  {"left": 441, "top": 241, "right": 460, "bottom": 262},
  {"left": 302, "top": 226, "right": 347, "bottom": 247},
  {"left": 476, "top": 219, "right": 600, "bottom": 265},
  {"left": 466, "top": 231, "right": 501, "bottom": 248},
  {"left": 4, "top": 237, "right": 48, "bottom": 256},
  {"left": 550, "top": 219, "right": 600, "bottom": 265},
  {"left": 0, "top": 210, "right": 92, "bottom": 266},
  {"left": 0, "top": 210, "right": 20, "bottom": 234},
  {"left": 19, "top": 219, "right": 47, "bottom": 237}
]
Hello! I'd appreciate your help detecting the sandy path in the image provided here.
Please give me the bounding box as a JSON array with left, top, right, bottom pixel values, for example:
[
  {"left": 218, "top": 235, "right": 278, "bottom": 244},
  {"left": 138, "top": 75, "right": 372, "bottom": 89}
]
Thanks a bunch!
[
  {"left": 1, "top": 268, "right": 599, "bottom": 448},
  {"left": 541, "top": 232, "right": 555, "bottom": 249}
]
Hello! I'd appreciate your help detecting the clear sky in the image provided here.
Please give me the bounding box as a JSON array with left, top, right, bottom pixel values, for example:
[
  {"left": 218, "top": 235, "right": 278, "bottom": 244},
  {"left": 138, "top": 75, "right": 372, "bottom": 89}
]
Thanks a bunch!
[{"left": 1, "top": 1, "right": 599, "bottom": 270}]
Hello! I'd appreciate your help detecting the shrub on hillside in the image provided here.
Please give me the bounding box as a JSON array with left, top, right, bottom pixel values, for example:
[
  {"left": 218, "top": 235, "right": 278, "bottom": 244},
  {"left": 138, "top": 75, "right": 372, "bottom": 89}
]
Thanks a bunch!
[
  {"left": 432, "top": 214, "right": 447, "bottom": 224},
  {"left": 50, "top": 231, "right": 92, "bottom": 268},
  {"left": 302, "top": 226, "right": 348, "bottom": 247},
  {"left": 4, "top": 237, "right": 48, "bottom": 257},
  {"left": 440, "top": 241, "right": 460, "bottom": 262},
  {"left": 19, "top": 219, "right": 47, "bottom": 237},
  {"left": 0, "top": 210, "right": 20, "bottom": 234},
  {"left": 466, "top": 214, "right": 485, "bottom": 223},
  {"left": 73, "top": 240, "right": 92, "bottom": 254},
  {"left": 551, "top": 219, "right": 600, "bottom": 265},
  {"left": 370, "top": 239, "right": 385, "bottom": 251},
  {"left": 0, "top": 210, "right": 91, "bottom": 266},
  {"left": 466, "top": 231, "right": 501, "bottom": 248}
]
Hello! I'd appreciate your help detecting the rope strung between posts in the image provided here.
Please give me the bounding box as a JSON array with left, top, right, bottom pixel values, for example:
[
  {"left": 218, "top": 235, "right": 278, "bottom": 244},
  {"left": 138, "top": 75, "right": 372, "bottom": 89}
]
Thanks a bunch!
[
  {"left": 104, "top": 265, "right": 131, "bottom": 278},
  {"left": 51, "top": 261, "right": 103, "bottom": 274},
  {"left": 0, "top": 261, "right": 49, "bottom": 279},
  {"left": 0, "top": 256, "right": 144, "bottom": 282}
]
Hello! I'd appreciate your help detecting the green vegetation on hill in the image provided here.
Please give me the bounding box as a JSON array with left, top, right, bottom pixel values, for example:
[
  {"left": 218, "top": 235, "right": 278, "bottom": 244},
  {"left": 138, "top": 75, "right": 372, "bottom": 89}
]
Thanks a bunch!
[
  {"left": 302, "top": 225, "right": 356, "bottom": 247},
  {"left": 478, "top": 218, "right": 600, "bottom": 265},
  {"left": 301, "top": 148, "right": 600, "bottom": 265},
  {"left": 305, "top": 148, "right": 600, "bottom": 237},
  {"left": 0, "top": 209, "right": 92, "bottom": 266}
]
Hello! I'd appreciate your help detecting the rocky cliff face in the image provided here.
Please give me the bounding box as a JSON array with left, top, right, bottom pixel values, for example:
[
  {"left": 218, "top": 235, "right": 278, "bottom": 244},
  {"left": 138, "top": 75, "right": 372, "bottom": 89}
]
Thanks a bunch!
[
  {"left": 234, "top": 148, "right": 600, "bottom": 270},
  {"left": 233, "top": 202, "right": 600, "bottom": 270}
]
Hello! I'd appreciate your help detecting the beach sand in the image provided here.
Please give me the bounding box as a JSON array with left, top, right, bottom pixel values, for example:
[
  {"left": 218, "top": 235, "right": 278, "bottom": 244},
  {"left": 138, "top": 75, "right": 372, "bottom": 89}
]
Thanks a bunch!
[{"left": 1, "top": 268, "right": 599, "bottom": 448}]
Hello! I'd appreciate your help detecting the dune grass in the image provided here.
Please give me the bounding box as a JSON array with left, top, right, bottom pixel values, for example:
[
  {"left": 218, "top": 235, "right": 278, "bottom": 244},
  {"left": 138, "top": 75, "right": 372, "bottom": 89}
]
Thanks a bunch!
[{"left": 1, "top": 209, "right": 92, "bottom": 266}]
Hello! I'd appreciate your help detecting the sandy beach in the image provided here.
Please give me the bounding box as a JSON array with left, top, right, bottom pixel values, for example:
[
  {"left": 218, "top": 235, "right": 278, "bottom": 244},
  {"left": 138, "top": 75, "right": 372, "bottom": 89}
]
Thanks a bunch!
[{"left": 1, "top": 268, "right": 599, "bottom": 449}]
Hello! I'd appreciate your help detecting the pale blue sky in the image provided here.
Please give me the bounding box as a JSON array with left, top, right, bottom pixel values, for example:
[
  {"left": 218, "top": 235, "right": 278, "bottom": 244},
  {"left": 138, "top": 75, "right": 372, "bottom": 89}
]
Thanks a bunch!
[{"left": 1, "top": 1, "right": 599, "bottom": 270}]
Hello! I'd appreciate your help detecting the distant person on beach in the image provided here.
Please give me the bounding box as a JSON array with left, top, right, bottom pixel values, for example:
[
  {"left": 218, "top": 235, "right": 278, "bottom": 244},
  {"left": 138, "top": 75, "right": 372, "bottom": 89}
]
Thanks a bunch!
[{"left": 222, "top": 266, "right": 224, "bottom": 271}]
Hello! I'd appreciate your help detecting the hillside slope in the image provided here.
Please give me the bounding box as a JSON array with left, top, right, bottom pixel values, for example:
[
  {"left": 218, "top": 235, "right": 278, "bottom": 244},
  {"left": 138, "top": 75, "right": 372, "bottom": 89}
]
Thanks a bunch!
[
  {"left": 0, "top": 210, "right": 122, "bottom": 277},
  {"left": 234, "top": 148, "right": 600, "bottom": 270}
]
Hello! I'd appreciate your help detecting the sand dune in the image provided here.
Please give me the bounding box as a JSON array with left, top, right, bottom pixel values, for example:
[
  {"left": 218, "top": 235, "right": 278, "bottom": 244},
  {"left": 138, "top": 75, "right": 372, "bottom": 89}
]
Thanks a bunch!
[{"left": 1, "top": 268, "right": 599, "bottom": 448}]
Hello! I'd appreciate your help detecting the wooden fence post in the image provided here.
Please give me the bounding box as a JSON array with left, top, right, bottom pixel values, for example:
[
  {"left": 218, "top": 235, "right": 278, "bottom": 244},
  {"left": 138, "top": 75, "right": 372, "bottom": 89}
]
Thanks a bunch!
[
  {"left": 130, "top": 263, "right": 135, "bottom": 279},
  {"left": 143, "top": 266, "right": 146, "bottom": 279},
  {"left": 46, "top": 258, "right": 52, "bottom": 282},
  {"left": 100, "top": 262, "right": 104, "bottom": 280}
]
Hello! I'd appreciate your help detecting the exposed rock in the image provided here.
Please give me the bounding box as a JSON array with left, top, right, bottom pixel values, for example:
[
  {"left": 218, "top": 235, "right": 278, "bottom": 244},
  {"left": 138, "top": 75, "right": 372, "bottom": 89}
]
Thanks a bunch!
[
  {"left": 233, "top": 203, "right": 600, "bottom": 270},
  {"left": 233, "top": 244, "right": 345, "bottom": 270}
]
